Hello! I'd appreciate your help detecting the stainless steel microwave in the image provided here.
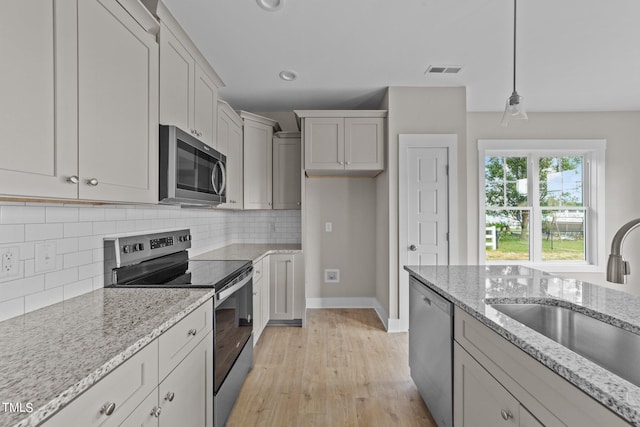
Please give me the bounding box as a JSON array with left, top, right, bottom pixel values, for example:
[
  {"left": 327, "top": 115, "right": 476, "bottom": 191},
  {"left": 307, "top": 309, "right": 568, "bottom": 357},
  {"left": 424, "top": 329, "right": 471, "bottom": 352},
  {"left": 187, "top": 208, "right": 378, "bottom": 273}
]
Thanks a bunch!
[{"left": 159, "top": 125, "right": 226, "bottom": 206}]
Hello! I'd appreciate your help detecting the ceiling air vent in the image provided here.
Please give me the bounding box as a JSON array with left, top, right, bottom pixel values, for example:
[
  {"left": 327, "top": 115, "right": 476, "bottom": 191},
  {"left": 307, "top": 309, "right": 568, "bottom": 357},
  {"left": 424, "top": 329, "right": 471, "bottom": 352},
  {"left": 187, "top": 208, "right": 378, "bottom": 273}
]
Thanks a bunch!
[{"left": 425, "top": 65, "right": 462, "bottom": 75}]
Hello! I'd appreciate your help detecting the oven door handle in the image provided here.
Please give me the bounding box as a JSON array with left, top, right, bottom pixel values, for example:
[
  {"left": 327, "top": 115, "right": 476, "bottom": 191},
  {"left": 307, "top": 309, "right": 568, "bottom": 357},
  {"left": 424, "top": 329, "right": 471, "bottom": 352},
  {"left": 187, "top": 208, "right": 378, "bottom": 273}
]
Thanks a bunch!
[{"left": 216, "top": 274, "right": 251, "bottom": 305}]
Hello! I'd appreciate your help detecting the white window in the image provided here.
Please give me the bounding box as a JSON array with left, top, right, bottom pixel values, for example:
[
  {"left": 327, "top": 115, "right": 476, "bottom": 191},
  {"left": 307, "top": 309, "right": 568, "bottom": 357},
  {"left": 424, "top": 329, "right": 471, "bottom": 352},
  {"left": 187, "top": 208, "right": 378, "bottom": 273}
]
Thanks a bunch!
[{"left": 478, "top": 140, "right": 606, "bottom": 272}]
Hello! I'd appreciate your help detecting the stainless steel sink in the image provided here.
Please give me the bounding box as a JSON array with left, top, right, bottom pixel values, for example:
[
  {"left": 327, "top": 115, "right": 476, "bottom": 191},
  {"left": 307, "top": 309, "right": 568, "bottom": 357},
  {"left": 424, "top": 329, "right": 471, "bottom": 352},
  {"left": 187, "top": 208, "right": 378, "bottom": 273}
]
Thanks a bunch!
[{"left": 491, "top": 303, "right": 640, "bottom": 387}]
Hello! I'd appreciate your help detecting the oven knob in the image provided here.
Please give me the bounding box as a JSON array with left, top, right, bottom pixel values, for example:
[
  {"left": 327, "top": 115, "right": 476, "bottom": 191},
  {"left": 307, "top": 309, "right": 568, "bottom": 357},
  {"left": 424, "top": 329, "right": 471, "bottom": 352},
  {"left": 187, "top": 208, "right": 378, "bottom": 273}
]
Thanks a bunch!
[
  {"left": 122, "top": 245, "right": 132, "bottom": 254},
  {"left": 135, "top": 243, "right": 144, "bottom": 251}
]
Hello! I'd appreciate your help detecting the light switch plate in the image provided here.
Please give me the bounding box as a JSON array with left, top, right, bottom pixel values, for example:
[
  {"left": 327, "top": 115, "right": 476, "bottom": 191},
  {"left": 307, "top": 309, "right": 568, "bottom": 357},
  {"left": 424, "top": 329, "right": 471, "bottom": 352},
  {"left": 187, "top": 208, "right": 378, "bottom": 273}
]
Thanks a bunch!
[
  {"left": 35, "top": 242, "right": 56, "bottom": 273},
  {"left": 325, "top": 222, "right": 333, "bottom": 232}
]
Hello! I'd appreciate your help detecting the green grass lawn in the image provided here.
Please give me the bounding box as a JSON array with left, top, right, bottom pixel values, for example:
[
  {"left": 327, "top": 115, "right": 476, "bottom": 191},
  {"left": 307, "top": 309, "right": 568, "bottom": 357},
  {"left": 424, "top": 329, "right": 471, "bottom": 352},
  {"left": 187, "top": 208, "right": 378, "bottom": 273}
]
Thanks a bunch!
[{"left": 487, "top": 233, "right": 585, "bottom": 261}]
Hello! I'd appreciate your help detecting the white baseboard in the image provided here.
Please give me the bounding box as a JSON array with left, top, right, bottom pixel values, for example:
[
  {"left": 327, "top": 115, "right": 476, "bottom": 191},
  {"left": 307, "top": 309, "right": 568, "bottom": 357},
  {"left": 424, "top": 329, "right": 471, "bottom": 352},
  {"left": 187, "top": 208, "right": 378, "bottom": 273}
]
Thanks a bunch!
[{"left": 306, "top": 297, "right": 403, "bottom": 333}]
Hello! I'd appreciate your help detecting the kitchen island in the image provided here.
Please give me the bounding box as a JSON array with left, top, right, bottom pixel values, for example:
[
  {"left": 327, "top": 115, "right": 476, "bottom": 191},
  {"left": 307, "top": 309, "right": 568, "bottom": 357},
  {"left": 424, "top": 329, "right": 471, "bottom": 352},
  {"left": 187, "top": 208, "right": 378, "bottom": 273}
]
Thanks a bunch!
[{"left": 406, "top": 265, "right": 640, "bottom": 426}]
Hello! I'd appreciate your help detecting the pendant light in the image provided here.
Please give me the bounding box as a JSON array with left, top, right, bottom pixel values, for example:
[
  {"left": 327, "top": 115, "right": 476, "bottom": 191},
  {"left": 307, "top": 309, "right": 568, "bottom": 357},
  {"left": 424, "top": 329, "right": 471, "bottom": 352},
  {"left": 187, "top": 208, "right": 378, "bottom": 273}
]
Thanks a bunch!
[{"left": 500, "top": 0, "right": 527, "bottom": 126}]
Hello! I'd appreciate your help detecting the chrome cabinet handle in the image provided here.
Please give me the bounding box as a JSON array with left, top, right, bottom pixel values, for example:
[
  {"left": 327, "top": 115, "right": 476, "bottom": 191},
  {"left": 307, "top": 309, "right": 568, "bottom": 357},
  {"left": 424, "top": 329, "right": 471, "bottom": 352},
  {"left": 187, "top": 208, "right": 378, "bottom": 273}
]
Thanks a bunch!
[
  {"left": 100, "top": 402, "right": 116, "bottom": 416},
  {"left": 346, "top": 161, "right": 351, "bottom": 165},
  {"left": 150, "top": 406, "right": 162, "bottom": 418},
  {"left": 422, "top": 296, "right": 432, "bottom": 305},
  {"left": 500, "top": 409, "right": 513, "bottom": 421},
  {"left": 268, "top": 201, "right": 272, "bottom": 206},
  {"left": 297, "top": 201, "right": 301, "bottom": 206},
  {"left": 338, "top": 161, "right": 344, "bottom": 165},
  {"left": 86, "top": 178, "right": 99, "bottom": 186},
  {"left": 164, "top": 391, "right": 175, "bottom": 402},
  {"left": 188, "top": 328, "right": 197, "bottom": 336},
  {"left": 198, "top": 132, "right": 202, "bottom": 137},
  {"left": 66, "top": 176, "right": 79, "bottom": 184},
  {"left": 409, "top": 244, "right": 417, "bottom": 251}
]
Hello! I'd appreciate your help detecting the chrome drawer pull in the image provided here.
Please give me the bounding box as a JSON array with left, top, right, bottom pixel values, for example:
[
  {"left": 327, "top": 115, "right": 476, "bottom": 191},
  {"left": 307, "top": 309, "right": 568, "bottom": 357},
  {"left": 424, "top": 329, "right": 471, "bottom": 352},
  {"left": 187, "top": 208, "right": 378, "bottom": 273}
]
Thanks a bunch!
[
  {"left": 500, "top": 409, "right": 513, "bottom": 421},
  {"left": 165, "top": 391, "right": 175, "bottom": 402},
  {"left": 100, "top": 402, "right": 116, "bottom": 416},
  {"left": 151, "top": 406, "right": 162, "bottom": 418},
  {"left": 188, "top": 328, "right": 197, "bottom": 336}
]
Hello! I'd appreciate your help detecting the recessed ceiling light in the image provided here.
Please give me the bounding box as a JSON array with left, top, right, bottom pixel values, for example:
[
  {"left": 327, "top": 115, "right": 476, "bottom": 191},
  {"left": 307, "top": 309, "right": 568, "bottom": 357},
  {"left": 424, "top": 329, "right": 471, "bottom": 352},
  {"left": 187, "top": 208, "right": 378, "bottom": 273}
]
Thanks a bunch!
[
  {"left": 257, "top": 0, "right": 284, "bottom": 11},
  {"left": 279, "top": 70, "right": 297, "bottom": 81}
]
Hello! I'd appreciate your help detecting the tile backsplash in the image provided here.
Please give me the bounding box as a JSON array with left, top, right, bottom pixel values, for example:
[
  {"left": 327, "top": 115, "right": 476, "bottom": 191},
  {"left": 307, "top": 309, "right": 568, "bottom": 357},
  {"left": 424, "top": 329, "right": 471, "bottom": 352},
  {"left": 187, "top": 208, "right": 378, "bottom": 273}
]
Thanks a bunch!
[{"left": 0, "top": 202, "right": 301, "bottom": 321}]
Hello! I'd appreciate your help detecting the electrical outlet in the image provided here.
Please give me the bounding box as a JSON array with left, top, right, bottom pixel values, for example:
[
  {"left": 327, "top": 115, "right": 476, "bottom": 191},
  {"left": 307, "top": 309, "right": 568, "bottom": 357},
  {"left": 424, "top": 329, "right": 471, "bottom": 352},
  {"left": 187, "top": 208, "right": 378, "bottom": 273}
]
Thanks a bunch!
[
  {"left": 0, "top": 246, "right": 20, "bottom": 278},
  {"left": 324, "top": 269, "right": 340, "bottom": 283},
  {"left": 325, "top": 222, "right": 333, "bottom": 233},
  {"left": 35, "top": 242, "right": 56, "bottom": 273}
]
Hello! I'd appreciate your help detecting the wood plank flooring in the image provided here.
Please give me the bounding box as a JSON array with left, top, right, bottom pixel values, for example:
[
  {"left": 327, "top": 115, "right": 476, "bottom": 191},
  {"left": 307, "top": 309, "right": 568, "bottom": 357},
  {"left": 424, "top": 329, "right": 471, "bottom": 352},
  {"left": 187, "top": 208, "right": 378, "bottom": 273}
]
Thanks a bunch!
[{"left": 227, "top": 308, "right": 436, "bottom": 427}]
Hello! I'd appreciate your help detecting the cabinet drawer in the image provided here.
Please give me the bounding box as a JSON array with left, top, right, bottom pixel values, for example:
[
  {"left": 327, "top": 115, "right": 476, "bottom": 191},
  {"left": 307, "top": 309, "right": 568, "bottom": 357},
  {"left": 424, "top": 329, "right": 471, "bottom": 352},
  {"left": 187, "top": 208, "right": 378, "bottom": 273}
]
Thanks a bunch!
[
  {"left": 253, "top": 257, "right": 264, "bottom": 283},
  {"left": 44, "top": 341, "right": 158, "bottom": 427},
  {"left": 158, "top": 299, "right": 213, "bottom": 380}
]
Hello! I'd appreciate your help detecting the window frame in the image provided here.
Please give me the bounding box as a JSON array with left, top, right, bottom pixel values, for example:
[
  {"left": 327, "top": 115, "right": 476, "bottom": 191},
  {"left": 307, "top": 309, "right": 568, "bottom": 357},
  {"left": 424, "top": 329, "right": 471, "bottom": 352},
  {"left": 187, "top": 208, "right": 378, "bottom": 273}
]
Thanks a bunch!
[{"left": 478, "top": 139, "right": 606, "bottom": 272}]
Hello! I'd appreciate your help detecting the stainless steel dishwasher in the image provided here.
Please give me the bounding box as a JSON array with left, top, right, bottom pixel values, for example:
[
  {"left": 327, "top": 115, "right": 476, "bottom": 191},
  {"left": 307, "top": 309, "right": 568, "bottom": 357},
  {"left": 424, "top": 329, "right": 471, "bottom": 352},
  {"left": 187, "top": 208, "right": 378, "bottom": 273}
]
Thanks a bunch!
[{"left": 409, "top": 276, "right": 453, "bottom": 427}]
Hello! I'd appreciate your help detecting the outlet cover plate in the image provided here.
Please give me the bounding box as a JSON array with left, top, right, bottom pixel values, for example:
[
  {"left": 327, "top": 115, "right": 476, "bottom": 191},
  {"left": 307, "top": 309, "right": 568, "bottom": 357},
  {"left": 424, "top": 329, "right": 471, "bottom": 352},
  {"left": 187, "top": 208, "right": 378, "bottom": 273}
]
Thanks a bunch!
[
  {"left": 35, "top": 242, "right": 57, "bottom": 273},
  {"left": 324, "top": 269, "right": 340, "bottom": 283},
  {"left": 0, "top": 246, "right": 20, "bottom": 278}
]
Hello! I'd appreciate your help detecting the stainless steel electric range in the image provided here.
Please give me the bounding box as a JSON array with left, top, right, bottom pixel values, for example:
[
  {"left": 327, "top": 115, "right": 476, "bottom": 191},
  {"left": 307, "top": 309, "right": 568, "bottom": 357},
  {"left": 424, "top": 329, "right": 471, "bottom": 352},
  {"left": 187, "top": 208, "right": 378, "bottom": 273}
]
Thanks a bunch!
[{"left": 104, "top": 229, "right": 253, "bottom": 427}]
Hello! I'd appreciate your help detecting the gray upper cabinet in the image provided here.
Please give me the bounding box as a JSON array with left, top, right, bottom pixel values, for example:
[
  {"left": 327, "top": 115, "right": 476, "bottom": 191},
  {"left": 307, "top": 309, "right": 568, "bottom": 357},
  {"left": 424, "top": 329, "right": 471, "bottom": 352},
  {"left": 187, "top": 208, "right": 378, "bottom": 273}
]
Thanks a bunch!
[
  {"left": 295, "top": 110, "right": 387, "bottom": 177},
  {"left": 157, "top": 3, "right": 224, "bottom": 150},
  {"left": 217, "top": 100, "right": 244, "bottom": 209},
  {"left": 240, "top": 111, "right": 280, "bottom": 210},
  {"left": 0, "top": 0, "right": 159, "bottom": 203},
  {"left": 273, "top": 132, "right": 302, "bottom": 210}
]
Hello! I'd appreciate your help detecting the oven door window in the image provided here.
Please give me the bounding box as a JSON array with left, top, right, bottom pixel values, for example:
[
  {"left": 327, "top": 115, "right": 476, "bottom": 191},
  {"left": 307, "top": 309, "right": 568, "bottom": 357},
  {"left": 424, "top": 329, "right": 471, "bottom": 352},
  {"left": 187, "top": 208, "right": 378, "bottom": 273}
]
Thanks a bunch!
[{"left": 176, "top": 140, "right": 215, "bottom": 194}]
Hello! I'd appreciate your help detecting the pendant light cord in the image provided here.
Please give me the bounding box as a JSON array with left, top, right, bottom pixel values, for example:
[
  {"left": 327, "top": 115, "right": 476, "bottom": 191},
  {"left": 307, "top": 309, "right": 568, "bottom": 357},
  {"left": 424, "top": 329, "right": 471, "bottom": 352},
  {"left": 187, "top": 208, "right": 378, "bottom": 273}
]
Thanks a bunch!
[{"left": 513, "top": 0, "right": 517, "bottom": 94}]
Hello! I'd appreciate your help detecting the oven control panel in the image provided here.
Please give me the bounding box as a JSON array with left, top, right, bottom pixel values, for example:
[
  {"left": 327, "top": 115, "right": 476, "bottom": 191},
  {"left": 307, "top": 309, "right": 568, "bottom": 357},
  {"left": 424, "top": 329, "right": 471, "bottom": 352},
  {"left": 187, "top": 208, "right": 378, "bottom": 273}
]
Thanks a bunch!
[
  {"left": 150, "top": 236, "right": 174, "bottom": 250},
  {"left": 105, "top": 229, "right": 192, "bottom": 269}
]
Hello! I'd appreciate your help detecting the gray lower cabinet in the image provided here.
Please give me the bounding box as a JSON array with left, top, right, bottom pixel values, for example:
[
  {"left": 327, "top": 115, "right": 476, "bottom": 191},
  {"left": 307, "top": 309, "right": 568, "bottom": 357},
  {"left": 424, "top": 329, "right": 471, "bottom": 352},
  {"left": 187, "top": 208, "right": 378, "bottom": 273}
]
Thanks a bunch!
[
  {"left": 43, "top": 299, "right": 214, "bottom": 427},
  {"left": 454, "top": 342, "right": 543, "bottom": 427}
]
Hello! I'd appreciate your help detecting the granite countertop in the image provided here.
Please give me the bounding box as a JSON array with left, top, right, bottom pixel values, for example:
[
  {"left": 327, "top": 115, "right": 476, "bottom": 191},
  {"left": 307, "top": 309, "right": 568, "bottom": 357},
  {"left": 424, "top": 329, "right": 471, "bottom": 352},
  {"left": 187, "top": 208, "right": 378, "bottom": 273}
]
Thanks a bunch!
[
  {"left": 0, "top": 287, "right": 214, "bottom": 427},
  {"left": 405, "top": 265, "right": 640, "bottom": 426},
  {"left": 193, "top": 243, "right": 302, "bottom": 263}
]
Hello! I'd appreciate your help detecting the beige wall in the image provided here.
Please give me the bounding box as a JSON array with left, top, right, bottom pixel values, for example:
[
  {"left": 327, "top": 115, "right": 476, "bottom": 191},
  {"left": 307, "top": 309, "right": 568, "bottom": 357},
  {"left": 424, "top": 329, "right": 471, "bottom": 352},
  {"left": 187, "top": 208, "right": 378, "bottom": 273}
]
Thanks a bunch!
[
  {"left": 385, "top": 87, "right": 468, "bottom": 324},
  {"left": 305, "top": 178, "right": 377, "bottom": 299},
  {"left": 467, "top": 112, "right": 640, "bottom": 294}
]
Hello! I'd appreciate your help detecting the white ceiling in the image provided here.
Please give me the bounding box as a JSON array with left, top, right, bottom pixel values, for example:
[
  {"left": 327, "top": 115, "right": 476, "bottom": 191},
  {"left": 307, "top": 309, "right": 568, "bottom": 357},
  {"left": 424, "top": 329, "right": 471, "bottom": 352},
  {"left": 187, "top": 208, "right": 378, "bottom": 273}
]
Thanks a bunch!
[{"left": 162, "top": 0, "right": 640, "bottom": 112}]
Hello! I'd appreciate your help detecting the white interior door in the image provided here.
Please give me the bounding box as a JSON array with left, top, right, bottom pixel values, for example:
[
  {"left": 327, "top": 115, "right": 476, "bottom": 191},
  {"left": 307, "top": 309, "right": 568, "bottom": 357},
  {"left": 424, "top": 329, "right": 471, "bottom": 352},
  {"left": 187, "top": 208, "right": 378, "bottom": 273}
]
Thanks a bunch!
[
  {"left": 399, "top": 134, "right": 457, "bottom": 332},
  {"left": 407, "top": 147, "right": 449, "bottom": 265}
]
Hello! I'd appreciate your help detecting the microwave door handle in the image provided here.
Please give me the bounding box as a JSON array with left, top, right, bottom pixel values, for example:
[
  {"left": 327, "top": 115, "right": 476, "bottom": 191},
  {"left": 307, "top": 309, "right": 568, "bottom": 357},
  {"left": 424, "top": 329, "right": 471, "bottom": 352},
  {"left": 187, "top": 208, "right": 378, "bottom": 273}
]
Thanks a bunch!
[
  {"left": 211, "top": 162, "right": 220, "bottom": 194},
  {"left": 218, "top": 162, "right": 226, "bottom": 195}
]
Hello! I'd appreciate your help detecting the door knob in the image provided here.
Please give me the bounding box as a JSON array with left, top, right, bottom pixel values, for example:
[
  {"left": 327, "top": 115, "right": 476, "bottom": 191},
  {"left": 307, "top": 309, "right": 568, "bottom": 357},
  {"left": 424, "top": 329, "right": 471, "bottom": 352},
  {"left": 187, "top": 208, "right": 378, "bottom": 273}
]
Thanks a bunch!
[{"left": 409, "top": 244, "right": 417, "bottom": 251}]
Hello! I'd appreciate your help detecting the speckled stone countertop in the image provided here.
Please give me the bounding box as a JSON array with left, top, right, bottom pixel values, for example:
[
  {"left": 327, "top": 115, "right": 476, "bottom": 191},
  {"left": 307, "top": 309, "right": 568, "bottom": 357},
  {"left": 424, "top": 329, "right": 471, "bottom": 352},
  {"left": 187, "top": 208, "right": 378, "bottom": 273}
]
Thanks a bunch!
[
  {"left": 193, "top": 243, "right": 302, "bottom": 263},
  {"left": 405, "top": 265, "right": 640, "bottom": 426},
  {"left": 0, "top": 287, "right": 214, "bottom": 427}
]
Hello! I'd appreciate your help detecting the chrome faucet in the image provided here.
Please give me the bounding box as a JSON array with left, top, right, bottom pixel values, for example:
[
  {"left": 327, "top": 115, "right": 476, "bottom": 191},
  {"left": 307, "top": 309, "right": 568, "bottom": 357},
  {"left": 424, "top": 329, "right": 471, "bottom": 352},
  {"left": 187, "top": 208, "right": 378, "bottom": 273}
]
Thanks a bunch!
[{"left": 607, "top": 218, "right": 640, "bottom": 283}]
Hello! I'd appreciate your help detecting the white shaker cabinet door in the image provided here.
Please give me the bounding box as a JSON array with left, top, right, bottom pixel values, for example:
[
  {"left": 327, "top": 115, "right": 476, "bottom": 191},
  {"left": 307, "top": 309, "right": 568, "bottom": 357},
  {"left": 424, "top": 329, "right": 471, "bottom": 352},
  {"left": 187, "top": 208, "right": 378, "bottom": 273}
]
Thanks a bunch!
[
  {"left": 158, "top": 331, "right": 213, "bottom": 427},
  {"left": 273, "top": 136, "right": 301, "bottom": 210},
  {"left": 344, "top": 117, "right": 384, "bottom": 170},
  {"left": 0, "top": 0, "right": 77, "bottom": 199},
  {"left": 304, "top": 117, "right": 344, "bottom": 171},
  {"left": 159, "top": 23, "right": 193, "bottom": 133},
  {"left": 227, "top": 116, "right": 244, "bottom": 208},
  {"left": 243, "top": 120, "right": 273, "bottom": 209},
  {"left": 118, "top": 390, "right": 160, "bottom": 427},
  {"left": 270, "top": 254, "right": 294, "bottom": 320},
  {"left": 193, "top": 64, "right": 218, "bottom": 148},
  {"left": 77, "top": 0, "right": 159, "bottom": 203}
]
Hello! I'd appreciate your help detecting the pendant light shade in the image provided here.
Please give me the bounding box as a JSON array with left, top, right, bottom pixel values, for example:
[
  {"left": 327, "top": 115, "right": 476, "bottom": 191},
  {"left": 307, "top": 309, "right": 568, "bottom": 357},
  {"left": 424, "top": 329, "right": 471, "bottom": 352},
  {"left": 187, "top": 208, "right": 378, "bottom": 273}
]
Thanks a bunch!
[{"left": 501, "top": 0, "right": 527, "bottom": 127}]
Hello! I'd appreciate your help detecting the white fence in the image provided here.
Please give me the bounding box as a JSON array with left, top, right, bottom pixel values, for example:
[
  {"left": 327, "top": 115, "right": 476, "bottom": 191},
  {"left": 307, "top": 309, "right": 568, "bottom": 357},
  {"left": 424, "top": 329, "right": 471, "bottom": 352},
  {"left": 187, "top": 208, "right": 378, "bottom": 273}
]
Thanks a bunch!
[{"left": 486, "top": 226, "right": 497, "bottom": 250}]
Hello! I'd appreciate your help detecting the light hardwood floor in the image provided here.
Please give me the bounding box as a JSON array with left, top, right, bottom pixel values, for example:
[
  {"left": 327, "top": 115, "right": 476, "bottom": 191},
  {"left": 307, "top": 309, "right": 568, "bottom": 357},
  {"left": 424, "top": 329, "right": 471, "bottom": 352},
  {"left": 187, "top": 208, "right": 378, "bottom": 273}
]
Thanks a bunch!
[{"left": 227, "top": 308, "right": 436, "bottom": 427}]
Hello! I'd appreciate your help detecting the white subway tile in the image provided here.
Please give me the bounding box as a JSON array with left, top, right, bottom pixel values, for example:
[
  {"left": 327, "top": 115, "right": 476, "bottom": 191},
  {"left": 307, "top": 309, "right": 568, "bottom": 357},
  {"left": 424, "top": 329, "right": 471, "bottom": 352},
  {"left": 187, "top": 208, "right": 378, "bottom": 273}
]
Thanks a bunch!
[
  {"left": 24, "top": 259, "right": 35, "bottom": 277},
  {"left": 78, "top": 235, "right": 102, "bottom": 251},
  {"left": 63, "top": 250, "right": 93, "bottom": 269},
  {"left": 1, "top": 206, "right": 45, "bottom": 224},
  {"left": 46, "top": 207, "right": 79, "bottom": 223},
  {"left": 64, "top": 222, "right": 93, "bottom": 238},
  {"left": 56, "top": 238, "right": 79, "bottom": 254},
  {"left": 45, "top": 268, "right": 78, "bottom": 289},
  {"left": 116, "top": 221, "right": 136, "bottom": 233},
  {"left": 79, "top": 207, "right": 105, "bottom": 222},
  {"left": 25, "top": 287, "right": 63, "bottom": 313},
  {"left": 105, "top": 208, "right": 127, "bottom": 221},
  {"left": 19, "top": 242, "right": 35, "bottom": 260},
  {"left": 0, "top": 225, "right": 24, "bottom": 244},
  {"left": 0, "top": 297, "right": 24, "bottom": 321},
  {"left": 63, "top": 279, "right": 93, "bottom": 299},
  {"left": 93, "top": 275, "right": 104, "bottom": 289},
  {"left": 93, "top": 221, "right": 117, "bottom": 235},
  {"left": 78, "top": 262, "right": 102, "bottom": 280},
  {"left": 0, "top": 275, "right": 45, "bottom": 301},
  {"left": 93, "top": 248, "right": 104, "bottom": 263},
  {"left": 25, "top": 224, "right": 63, "bottom": 241}
]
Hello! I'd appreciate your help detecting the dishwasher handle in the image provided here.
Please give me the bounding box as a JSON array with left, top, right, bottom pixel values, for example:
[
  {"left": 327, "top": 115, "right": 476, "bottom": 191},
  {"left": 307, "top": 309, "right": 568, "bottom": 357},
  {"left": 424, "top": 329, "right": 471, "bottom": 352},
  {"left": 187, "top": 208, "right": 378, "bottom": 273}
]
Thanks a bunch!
[{"left": 410, "top": 277, "right": 452, "bottom": 315}]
